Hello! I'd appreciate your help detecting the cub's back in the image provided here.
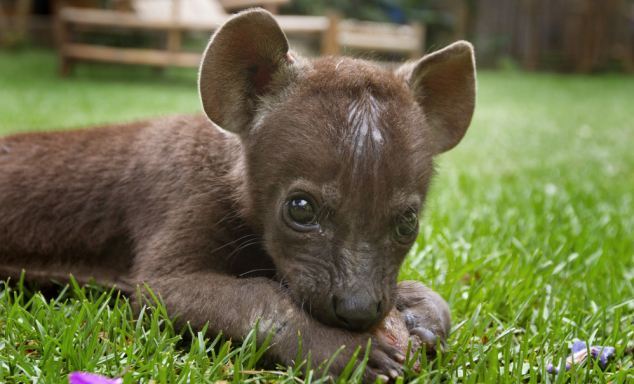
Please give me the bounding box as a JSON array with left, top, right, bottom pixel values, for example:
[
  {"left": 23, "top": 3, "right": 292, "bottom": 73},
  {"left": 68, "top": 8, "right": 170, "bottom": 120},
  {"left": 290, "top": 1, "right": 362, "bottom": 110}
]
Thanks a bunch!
[{"left": 0, "top": 114, "right": 229, "bottom": 288}]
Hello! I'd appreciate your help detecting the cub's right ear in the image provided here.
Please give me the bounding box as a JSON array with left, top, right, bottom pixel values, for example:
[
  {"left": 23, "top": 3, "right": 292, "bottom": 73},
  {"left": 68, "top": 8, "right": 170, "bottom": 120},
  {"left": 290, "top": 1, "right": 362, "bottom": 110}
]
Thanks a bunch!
[{"left": 198, "top": 9, "right": 298, "bottom": 135}]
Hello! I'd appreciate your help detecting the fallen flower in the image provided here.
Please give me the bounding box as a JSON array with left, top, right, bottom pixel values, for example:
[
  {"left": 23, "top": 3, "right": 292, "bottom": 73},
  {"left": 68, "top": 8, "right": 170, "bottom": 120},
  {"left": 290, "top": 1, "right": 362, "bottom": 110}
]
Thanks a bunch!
[
  {"left": 547, "top": 340, "right": 616, "bottom": 374},
  {"left": 69, "top": 372, "right": 122, "bottom": 384}
]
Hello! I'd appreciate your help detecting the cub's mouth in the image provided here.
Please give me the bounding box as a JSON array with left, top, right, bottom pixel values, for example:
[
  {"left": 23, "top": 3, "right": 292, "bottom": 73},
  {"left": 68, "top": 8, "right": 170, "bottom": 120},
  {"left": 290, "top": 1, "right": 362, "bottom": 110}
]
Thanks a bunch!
[{"left": 281, "top": 275, "right": 388, "bottom": 332}]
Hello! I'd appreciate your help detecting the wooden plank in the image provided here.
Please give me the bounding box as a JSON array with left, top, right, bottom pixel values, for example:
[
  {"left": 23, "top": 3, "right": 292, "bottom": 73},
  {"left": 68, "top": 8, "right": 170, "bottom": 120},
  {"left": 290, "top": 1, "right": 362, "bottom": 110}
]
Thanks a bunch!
[
  {"left": 167, "top": 0, "right": 183, "bottom": 53},
  {"left": 134, "top": 0, "right": 226, "bottom": 23},
  {"left": 60, "top": 7, "right": 328, "bottom": 33},
  {"left": 410, "top": 22, "right": 424, "bottom": 58},
  {"left": 335, "top": 19, "right": 423, "bottom": 55},
  {"left": 62, "top": 43, "right": 202, "bottom": 67},
  {"left": 321, "top": 12, "right": 340, "bottom": 55},
  {"left": 219, "top": 0, "right": 288, "bottom": 8},
  {"left": 15, "top": 0, "right": 34, "bottom": 42},
  {"left": 338, "top": 32, "right": 420, "bottom": 52},
  {"left": 219, "top": 0, "right": 289, "bottom": 13},
  {"left": 275, "top": 15, "right": 329, "bottom": 33},
  {"left": 60, "top": 7, "right": 223, "bottom": 30}
]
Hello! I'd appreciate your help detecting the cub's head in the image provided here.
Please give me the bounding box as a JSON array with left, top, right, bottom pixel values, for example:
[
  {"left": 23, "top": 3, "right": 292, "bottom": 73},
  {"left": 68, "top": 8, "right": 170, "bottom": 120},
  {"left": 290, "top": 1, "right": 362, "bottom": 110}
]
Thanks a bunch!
[{"left": 199, "top": 9, "right": 476, "bottom": 331}]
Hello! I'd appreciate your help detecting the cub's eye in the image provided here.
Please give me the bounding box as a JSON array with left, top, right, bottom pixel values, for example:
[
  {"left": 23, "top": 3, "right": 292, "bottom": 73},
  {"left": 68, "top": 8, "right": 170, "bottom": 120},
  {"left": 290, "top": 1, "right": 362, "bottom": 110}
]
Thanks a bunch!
[
  {"left": 394, "top": 210, "right": 419, "bottom": 243},
  {"left": 284, "top": 194, "right": 319, "bottom": 231}
]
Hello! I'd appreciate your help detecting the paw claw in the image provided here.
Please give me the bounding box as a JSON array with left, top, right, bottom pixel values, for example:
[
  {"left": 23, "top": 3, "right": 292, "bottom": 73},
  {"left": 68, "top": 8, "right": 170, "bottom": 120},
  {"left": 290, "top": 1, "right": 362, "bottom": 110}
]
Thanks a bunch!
[{"left": 412, "top": 327, "right": 438, "bottom": 347}]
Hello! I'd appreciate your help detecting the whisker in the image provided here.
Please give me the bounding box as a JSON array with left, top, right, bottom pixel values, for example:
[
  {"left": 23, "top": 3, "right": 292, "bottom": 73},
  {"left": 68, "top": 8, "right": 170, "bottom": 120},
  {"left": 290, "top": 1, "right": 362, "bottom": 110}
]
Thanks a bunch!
[
  {"left": 238, "top": 268, "right": 277, "bottom": 278},
  {"left": 209, "top": 233, "right": 258, "bottom": 256},
  {"left": 225, "top": 238, "right": 261, "bottom": 259}
]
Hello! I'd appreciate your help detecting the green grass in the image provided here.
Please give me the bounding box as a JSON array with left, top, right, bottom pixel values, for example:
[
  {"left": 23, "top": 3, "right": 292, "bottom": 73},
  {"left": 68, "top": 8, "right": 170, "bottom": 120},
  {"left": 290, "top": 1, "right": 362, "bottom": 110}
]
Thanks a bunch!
[{"left": 1, "top": 49, "right": 633, "bottom": 383}]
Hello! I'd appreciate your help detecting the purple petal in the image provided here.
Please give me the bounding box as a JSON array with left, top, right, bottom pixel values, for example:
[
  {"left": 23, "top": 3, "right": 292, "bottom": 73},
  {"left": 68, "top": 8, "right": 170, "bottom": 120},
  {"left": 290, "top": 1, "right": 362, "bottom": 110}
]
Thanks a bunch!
[
  {"left": 571, "top": 340, "right": 587, "bottom": 354},
  {"left": 547, "top": 340, "right": 616, "bottom": 374},
  {"left": 69, "top": 372, "right": 122, "bottom": 384},
  {"left": 590, "top": 346, "right": 616, "bottom": 368}
]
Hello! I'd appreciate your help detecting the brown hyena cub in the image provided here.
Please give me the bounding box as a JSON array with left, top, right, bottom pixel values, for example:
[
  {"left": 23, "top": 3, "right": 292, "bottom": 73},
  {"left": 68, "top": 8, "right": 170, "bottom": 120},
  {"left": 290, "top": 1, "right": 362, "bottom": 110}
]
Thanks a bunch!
[{"left": 0, "top": 9, "right": 475, "bottom": 382}]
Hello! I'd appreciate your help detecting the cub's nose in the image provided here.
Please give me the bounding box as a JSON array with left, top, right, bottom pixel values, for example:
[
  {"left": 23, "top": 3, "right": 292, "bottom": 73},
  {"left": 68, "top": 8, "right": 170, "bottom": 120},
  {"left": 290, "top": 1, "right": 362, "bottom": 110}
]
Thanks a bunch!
[{"left": 333, "top": 294, "right": 382, "bottom": 331}]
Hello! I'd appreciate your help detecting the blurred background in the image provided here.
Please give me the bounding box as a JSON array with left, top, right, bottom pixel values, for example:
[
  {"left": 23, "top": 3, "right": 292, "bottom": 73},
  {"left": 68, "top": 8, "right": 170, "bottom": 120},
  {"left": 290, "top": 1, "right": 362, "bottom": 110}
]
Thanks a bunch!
[{"left": 0, "top": 0, "right": 632, "bottom": 73}]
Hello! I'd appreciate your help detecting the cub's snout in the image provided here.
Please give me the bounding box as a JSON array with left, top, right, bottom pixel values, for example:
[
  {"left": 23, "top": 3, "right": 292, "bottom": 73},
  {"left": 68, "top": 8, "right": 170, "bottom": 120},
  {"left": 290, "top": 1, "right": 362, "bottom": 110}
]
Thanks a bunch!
[{"left": 332, "top": 291, "right": 383, "bottom": 331}]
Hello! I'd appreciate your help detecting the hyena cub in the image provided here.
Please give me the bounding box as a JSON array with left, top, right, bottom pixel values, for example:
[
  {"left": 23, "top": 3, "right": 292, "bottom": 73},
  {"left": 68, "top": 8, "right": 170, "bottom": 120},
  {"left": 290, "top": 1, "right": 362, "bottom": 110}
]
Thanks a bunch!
[{"left": 0, "top": 9, "right": 475, "bottom": 381}]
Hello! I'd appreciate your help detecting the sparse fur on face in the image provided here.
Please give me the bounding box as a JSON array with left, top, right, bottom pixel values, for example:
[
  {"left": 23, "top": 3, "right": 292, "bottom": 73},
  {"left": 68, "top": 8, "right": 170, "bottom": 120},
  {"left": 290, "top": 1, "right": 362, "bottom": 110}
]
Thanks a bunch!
[
  {"left": 1, "top": 9, "right": 475, "bottom": 379},
  {"left": 244, "top": 57, "right": 437, "bottom": 329}
]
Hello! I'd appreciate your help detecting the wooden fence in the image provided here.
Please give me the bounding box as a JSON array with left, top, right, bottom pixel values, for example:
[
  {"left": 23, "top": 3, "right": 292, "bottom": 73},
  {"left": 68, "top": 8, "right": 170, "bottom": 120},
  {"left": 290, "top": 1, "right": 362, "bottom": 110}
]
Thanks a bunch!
[
  {"left": 465, "top": 0, "right": 632, "bottom": 72},
  {"left": 2, "top": 0, "right": 633, "bottom": 72}
]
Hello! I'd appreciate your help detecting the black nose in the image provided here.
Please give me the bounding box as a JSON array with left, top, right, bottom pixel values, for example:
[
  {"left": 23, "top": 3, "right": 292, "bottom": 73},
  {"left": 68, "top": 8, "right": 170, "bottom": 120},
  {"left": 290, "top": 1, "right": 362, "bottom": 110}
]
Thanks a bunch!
[{"left": 333, "top": 294, "right": 382, "bottom": 331}]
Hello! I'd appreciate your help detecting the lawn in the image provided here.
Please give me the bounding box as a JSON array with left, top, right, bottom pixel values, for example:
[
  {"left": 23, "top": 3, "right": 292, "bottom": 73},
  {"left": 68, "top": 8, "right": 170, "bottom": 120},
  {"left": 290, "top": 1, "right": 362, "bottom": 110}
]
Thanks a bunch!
[{"left": 0, "top": 49, "right": 633, "bottom": 383}]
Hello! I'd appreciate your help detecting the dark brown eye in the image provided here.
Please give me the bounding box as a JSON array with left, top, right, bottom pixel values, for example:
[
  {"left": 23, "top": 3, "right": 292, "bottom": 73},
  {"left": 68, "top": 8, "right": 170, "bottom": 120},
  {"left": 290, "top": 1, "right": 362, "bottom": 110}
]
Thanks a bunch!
[
  {"left": 395, "top": 210, "right": 419, "bottom": 243},
  {"left": 284, "top": 195, "right": 318, "bottom": 231}
]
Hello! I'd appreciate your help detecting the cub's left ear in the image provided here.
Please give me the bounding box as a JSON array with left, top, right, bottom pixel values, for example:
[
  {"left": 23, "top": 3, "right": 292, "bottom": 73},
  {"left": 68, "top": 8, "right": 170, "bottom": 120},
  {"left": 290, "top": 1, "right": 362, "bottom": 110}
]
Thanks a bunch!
[{"left": 397, "top": 41, "right": 476, "bottom": 154}]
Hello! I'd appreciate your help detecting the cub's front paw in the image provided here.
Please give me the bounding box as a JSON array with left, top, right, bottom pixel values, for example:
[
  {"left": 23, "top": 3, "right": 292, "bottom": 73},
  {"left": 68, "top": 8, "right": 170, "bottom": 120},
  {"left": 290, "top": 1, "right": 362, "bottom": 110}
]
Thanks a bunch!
[
  {"left": 274, "top": 315, "right": 406, "bottom": 383},
  {"left": 394, "top": 280, "right": 451, "bottom": 352},
  {"left": 313, "top": 330, "right": 407, "bottom": 383},
  {"left": 360, "top": 333, "right": 408, "bottom": 383}
]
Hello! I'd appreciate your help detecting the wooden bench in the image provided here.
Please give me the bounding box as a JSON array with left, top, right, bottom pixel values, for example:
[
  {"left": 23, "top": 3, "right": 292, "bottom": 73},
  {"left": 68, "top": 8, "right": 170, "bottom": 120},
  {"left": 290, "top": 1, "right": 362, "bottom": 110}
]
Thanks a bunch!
[
  {"left": 55, "top": 0, "right": 425, "bottom": 75},
  {"left": 322, "top": 13, "right": 424, "bottom": 59},
  {"left": 56, "top": 0, "right": 331, "bottom": 74}
]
